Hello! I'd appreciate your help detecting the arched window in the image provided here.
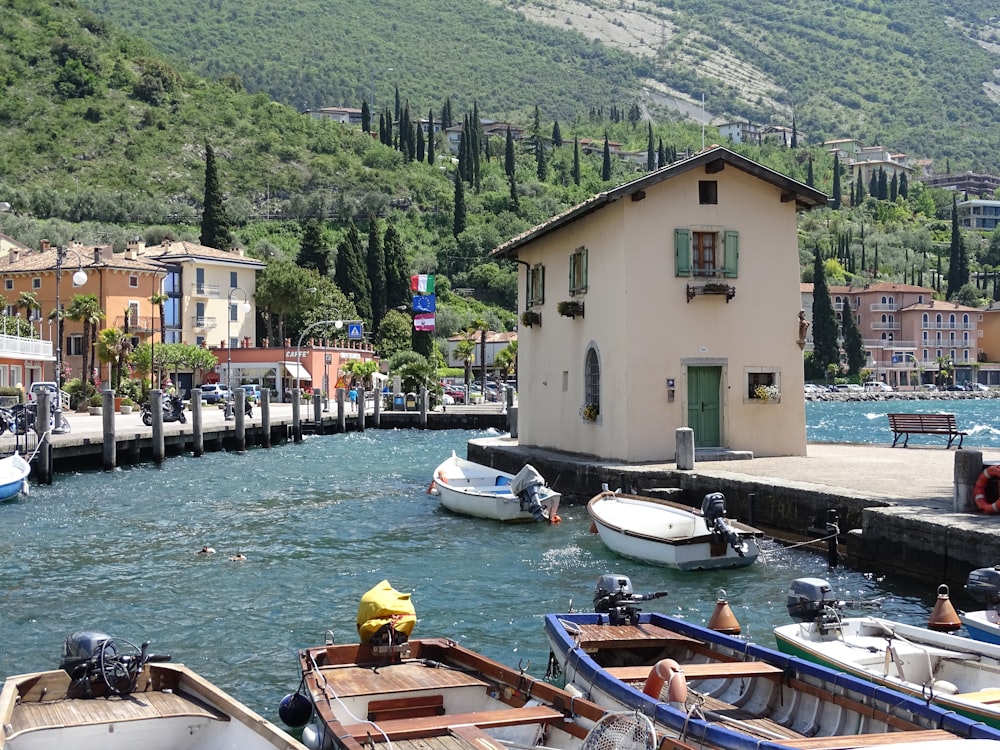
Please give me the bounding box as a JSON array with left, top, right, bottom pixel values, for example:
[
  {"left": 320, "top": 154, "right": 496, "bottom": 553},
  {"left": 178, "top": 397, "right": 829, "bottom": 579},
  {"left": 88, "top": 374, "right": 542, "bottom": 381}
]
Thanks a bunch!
[
  {"left": 584, "top": 346, "right": 601, "bottom": 418},
  {"left": 922, "top": 313, "right": 929, "bottom": 326}
]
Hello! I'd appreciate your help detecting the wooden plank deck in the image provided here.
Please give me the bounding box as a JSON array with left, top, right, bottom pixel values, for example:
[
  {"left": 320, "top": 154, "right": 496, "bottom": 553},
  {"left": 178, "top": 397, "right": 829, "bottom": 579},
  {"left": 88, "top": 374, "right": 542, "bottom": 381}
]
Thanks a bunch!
[
  {"left": 9, "top": 690, "right": 227, "bottom": 735},
  {"left": 315, "top": 661, "right": 488, "bottom": 699},
  {"left": 340, "top": 705, "right": 564, "bottom": 741},
  {"left": 573, "top": 623, "right": 700, "bottom": 652}
]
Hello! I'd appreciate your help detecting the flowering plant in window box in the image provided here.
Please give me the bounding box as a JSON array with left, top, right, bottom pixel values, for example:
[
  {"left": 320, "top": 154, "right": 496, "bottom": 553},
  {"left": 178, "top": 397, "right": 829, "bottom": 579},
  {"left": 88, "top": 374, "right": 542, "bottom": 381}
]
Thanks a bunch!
[
  {"left": 557, "top": 300, "right": 585, "bottom": 318},
  {"left": 581, "top": 403, "right": 600, "bottom": 421},
  {"left": 753, "top": 384, "right": 781, "bottom": 403},
  {"left": 520, "top": 310, "right": 542, "bottom": 327}
]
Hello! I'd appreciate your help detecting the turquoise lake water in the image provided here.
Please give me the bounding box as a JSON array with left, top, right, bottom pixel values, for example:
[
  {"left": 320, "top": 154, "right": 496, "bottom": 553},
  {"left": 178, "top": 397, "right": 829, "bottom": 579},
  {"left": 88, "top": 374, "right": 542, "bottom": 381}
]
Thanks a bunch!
[
  {"left": 0, "top": 418, "right": 966, "bottom": 729},
  {"left": 807, "top": 397, "right": 1000, "bottom": 447}
]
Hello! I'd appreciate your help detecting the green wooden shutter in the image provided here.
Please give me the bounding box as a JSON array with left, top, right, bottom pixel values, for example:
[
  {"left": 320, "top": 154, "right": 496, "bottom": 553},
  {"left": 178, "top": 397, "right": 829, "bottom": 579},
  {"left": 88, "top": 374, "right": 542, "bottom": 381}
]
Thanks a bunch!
[
  {"left": 568, "top": 253, "right": 576, "bottom": 294},
  {"left": 538, "top": 265, "right": 545, "bottom": 304},
  {"left": 580, "top": 248, "right": 588, "bottom": 293},
  {"left": 674, "top": 229, "right": 691, "bottom": 277},
  {"left": 723, "top": 231, "right": 739, "bottom": 278}
]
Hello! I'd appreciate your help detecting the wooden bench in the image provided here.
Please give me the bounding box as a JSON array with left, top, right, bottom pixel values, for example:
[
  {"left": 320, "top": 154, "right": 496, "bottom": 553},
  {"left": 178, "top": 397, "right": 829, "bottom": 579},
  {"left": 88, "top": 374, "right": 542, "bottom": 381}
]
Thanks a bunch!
[
  {"left": 887, "top": 413, "right": 966, "bottom": 448},
  {"left": 367, "top": 695, "right": 445, "bottom": 722}
]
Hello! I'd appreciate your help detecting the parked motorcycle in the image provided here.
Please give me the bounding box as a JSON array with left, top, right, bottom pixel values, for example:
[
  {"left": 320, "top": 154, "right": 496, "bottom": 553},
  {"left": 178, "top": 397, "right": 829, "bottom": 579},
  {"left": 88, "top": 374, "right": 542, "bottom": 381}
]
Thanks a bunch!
[
  {"left": 140, "top": 394, "right": 187, "bottom": 426},
  {"left": 11, "top": 402, "right": 71, "bottom": 434}
]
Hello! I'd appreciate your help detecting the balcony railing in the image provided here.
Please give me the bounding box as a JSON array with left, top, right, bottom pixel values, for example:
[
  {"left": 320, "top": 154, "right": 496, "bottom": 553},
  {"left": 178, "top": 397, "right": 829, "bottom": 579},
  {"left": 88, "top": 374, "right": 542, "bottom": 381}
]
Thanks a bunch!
[
  {"left": 113, "top": 315, "right": 157, "bottom": 333},
  {"left": 923, "top": 322, "right": 974, "bottom": 330},
  {"left": 0, "top": 335, "right": 53, "bottom": 359},
  {"left": 869, "top": 304, "right": 897, "bottom": 312},
  {"left": 191, "top": 283, "right": 221, "bottom": 298},
  {"left": 192, "top": 316, "right": 218, "bottom": 329},
  {"left": 870, "top": 322, "right": 900, "bottom": 330}
]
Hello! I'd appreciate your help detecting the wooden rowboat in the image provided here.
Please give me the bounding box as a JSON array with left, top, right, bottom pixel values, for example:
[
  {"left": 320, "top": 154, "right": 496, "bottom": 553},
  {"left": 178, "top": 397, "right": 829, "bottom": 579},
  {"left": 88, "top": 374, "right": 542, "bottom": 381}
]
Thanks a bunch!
[{"left": 544, "top": 578, "right": 1000, "bottom": 750}]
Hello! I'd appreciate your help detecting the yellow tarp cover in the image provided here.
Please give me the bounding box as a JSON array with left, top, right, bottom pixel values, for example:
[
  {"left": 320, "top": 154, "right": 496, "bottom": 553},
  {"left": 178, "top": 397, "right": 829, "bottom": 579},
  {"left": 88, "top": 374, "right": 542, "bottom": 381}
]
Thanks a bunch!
[{"left": 356, "top": 579, "right": 417, "bottom": 642}]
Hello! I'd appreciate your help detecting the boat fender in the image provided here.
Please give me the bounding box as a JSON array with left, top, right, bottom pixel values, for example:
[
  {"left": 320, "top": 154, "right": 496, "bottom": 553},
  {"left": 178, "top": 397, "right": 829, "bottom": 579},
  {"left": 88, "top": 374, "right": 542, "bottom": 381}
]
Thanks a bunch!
[
  {"left": 931, "top": 679, "right": 960, "bottom": 695},
  {"left": 301, "top": 721, "right": 333, "bottom": 750},
  {"left": 278, "top": 691, "right": 313, "bottom": 728},
  {"left": 642, "top": 658, "right": 687, "bottom": 704},
  {"left": 973, "top": 465, "right": 1000, "bottom": 513}
]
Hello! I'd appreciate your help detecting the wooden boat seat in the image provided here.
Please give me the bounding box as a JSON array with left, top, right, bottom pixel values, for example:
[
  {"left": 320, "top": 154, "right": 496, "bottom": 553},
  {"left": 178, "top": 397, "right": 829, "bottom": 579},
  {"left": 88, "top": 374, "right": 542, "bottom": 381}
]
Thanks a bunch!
[
  {"left": 573, "top": 623, "right": 700, "bottom": 651},
  {"left": 605, "top": 661, "right": 784, "bottom": 682},
  {"left": 341, "top": 704, "right": 564, "bottom": 741},
  {"left": 952, "top": 687, "right": 1000, "bottom": 704},
  {"left": 449, "top": 723, "right": 511, "bottom": 750},
  {"left": 368, "top": 694, "right": 445, "bottom": 721},
  {"left": 778, "top": 729, "right": 958, "bottom": 749}
]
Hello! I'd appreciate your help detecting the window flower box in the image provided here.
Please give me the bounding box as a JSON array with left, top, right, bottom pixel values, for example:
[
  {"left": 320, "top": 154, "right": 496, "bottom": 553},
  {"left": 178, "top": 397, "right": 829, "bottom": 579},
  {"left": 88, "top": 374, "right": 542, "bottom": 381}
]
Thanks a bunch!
[
  {"left": 752, "top": 384, "right": 781, "bottom": 403},
  {"left": 520, "top": 310, "right": 542, "bottom": 328},
  {"left": 581, "top": 403, "right": 600, "bottom": 421},
  {"left": 557, "top": 300, "right": 585, "bottom": 318},
  {"left": 686, "top": 283, "right": 736, "bottom": 303}
]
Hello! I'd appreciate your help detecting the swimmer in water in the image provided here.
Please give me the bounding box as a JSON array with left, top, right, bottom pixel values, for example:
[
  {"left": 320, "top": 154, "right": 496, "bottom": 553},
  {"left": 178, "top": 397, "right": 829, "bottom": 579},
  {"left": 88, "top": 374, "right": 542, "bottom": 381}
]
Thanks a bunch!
[
  {"left": 197, "top": 545, "right": 216, "bottom": 555},
  {"left": 229, "top": 552, "right": 247, "bottom": 562}
]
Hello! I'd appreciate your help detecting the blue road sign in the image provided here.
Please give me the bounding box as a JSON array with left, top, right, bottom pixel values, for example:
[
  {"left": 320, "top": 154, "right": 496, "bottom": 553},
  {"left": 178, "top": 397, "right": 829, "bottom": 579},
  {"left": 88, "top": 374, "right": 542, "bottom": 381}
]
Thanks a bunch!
[{"left": 348, "top": 323, "right": 364, "bottom": 340}]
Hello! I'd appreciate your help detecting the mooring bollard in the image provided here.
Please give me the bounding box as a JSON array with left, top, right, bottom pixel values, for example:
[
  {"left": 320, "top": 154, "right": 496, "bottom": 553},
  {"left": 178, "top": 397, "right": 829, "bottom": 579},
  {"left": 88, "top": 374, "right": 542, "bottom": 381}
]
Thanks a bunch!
[
  {"left": 151, "top": 389, "right": 165, "bottom": 465},
  {"left": 292, "top": 389, "right": 302, "bottom": 443},
  {"left": 191, "top": 395, "right": 204, "bottom": 456},
  {"left": 260, "top": 390, "right": 271, "bottom": 448},
  {"left": 954, "top": 449, "right": 982, "bottom": 513},
  {"left": 676, "top": 427, "right": 695, "bottom": 470},
  {"left": 234, "top": 390, "right": 246, "bottom": 452},
  {"left": 102, "top": 389, "right": 115, "bottom": 471}
]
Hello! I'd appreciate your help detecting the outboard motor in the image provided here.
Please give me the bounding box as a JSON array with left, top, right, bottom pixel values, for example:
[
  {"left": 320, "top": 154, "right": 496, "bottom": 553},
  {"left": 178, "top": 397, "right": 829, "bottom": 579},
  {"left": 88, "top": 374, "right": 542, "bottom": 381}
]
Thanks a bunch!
[
  {"left": 701, "top": 492, "right": 747, "bottom": 556},
  {"left": 593, "top": 573, "right": 668, "bottom": 626},
  {"left": 60, "top": 630, "right": 115, "bottom": 680},
  {"left": 510, "top": 464, "right": 549, "bottom": 522},
  {"left": 967, "top": 566, "right": 1000, "bottom": 609},
  {"left": 786, "top": 577, "right": 882, "bottom": 631},
  {"left": 59, "top": 631, "right": 168, "bottom": 697}
]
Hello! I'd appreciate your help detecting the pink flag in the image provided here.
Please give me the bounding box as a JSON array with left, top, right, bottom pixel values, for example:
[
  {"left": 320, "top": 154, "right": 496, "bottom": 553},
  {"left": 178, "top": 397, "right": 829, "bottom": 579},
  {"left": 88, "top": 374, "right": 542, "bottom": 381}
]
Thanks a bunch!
[{"left": 413, "top": 313, "right": 435, "bottom": 331}]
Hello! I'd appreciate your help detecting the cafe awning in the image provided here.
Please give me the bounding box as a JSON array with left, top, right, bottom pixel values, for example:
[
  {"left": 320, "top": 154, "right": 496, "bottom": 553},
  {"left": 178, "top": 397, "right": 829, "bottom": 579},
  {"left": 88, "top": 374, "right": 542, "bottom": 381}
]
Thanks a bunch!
[{"left": 282, "top": 361, "right": 312, "bottom": 381}]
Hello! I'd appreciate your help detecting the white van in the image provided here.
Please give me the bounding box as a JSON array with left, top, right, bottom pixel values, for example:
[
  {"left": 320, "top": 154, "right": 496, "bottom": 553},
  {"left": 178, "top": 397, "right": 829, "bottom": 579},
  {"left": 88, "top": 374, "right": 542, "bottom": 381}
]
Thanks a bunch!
[{"left": 863, "top": 381, "right": 893, "bottom": 392}]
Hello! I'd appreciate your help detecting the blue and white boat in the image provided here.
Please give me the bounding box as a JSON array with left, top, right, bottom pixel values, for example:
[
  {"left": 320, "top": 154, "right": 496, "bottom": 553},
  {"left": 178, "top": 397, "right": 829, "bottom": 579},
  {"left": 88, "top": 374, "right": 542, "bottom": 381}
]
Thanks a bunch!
[
  {"left": 545, "top": 575, "right": 1000, "bottom": 750},
  {"left": 961, "top": 566, "right": 1000, "bottom": 645},
  {"left": 0, "top": 452, "right": 30, "bottom": 501}
]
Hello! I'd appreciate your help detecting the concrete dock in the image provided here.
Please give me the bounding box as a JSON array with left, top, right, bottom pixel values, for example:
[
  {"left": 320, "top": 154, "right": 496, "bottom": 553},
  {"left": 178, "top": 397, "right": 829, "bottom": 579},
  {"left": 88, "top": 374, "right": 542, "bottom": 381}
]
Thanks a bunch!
[{"left": 470, "top": 436, "right": 1000, "bottom": 590}]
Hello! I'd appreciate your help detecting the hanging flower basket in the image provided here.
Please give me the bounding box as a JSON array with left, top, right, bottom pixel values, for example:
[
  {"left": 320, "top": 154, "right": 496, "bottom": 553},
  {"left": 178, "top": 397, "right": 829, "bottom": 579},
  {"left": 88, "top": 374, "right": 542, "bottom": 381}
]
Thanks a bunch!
[
  {"left": 520, "top": 310, "right": 542, "bottom": 328},
  {"left": 557, "top": 300, "right": 585, "bottom": 318},
  {"left": 581, "top": 403, "right": 600, "bottom": 422}
]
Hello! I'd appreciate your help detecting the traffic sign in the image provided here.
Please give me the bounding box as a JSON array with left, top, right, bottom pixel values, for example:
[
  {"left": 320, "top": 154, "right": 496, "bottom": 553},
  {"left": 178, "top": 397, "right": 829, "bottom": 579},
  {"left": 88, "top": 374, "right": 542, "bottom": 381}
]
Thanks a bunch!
[{"left": 347, "top": 323, "right": 364, "bottom": 340}]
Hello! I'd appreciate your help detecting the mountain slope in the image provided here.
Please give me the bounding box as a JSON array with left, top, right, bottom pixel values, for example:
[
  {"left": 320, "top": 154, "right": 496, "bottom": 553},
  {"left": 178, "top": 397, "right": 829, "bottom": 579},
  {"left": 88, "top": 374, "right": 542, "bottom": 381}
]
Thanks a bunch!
[{"left": 81, "top": 0, "right": 1000, "bottom": 171}]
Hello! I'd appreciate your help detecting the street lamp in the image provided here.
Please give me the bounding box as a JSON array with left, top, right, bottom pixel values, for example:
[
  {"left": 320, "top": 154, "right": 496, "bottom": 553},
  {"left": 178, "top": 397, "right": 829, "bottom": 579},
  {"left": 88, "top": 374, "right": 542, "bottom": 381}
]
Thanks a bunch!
[
  {"left": 226, "top": 287, "right": 251, "bottom": 399},
  {"left": 53, "top": 246, "right": 87, "bottom": 433}
]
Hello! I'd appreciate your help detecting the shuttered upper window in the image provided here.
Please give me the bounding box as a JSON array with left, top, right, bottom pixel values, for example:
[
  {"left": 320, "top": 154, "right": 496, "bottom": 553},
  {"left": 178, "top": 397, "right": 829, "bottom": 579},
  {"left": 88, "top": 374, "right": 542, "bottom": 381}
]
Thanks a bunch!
[
  {"left": 527, "top": 264, "right": 545, "bottom": 306},
  {"left": 675, "top": 228, "right": 738, "bottom": 278},
  {"left": 569, "top": 247, "right": 588, "bottom": 296}
]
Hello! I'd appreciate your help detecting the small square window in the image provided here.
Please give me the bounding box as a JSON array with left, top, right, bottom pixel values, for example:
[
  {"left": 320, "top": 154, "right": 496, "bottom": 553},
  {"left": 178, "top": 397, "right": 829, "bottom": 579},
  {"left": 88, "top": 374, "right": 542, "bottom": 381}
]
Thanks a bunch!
[
  {"left": 4, "top": 280, "right": 12, "bottom": 291},
  {"left": 128, "top": 275, "right": 139, "bottom": 288},
  {"left": 747, "top": 370, "right": 780, "bottom": 402},
  {"left": 32, "top": 278, "right": 41, "bottom": 289},
  {"left": 699, "top": 181, "right": 718, "bottom": 204}
]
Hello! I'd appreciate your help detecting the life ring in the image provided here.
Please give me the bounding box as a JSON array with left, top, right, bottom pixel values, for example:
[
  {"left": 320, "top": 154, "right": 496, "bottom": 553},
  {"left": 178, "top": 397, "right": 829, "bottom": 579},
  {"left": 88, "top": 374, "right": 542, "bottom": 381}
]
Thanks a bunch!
[
  {"left": 974, "top": 465, "right": 1000, "bottom": 514},
  {"left": 642, "top": 658, "right": 687, "bottom": 703}
]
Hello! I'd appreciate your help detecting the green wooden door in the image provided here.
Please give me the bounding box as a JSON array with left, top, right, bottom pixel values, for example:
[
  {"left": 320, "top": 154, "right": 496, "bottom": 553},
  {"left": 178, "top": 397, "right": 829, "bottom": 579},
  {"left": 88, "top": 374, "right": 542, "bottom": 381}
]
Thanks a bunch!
[{"left": 687, "top": 366, "right": 721, "bottom": 447}]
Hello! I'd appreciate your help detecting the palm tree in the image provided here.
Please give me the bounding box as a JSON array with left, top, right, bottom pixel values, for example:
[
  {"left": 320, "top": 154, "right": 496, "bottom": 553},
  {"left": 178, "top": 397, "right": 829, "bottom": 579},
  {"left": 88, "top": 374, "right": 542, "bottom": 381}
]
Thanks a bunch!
[
  {"left": 150, "top": 291, "right": 168, "bottom": 388},
  {"left": 494, "top": 340, "right": 517, "bottom": 386},
  {"left": 66, "top": 294, "right": 105, "bottom": 391},
  {"left": 97, "top": 326, "right": 132, "bottom": 395},
  {"left": 16, "top": 292, "right": 39, "bottom": 330},
  {"left": 455, "top": 338, "right": 476, "bottom": 389}
]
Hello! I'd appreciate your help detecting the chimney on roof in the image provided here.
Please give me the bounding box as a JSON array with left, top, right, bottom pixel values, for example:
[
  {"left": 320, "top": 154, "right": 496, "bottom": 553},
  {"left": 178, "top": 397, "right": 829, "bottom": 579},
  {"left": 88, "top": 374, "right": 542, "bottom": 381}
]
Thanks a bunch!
[
  {"left": 127, "top": 237, "right": 145, "bottom": 255},
  {"left": 40, "top": 239, "right": 50, "bottom": 251},
  {"left": 9, "top": 248, "right": 19, "bottom": 263}
]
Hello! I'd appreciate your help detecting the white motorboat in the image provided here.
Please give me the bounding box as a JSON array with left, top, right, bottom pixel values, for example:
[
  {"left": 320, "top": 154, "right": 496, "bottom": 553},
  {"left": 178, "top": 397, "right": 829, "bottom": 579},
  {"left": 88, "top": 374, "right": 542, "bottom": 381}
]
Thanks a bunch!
[
  {"left": 428, "top": 451, "right": 561, "bottom": 523},
  {"left": 587, "top": 490, "right": 762, "bottom": 570},
  {"left": 0, "top": 452, "right": 30, "bottom": 502},
  {"left": 774, "top": 576, "right": 1000, "bottom": 730},
  {"left": 960, "top": 566, "right": 1000, "bottom": 645},
  {"left": 0, "top": 631, "right": 306, "bottom": 750}
]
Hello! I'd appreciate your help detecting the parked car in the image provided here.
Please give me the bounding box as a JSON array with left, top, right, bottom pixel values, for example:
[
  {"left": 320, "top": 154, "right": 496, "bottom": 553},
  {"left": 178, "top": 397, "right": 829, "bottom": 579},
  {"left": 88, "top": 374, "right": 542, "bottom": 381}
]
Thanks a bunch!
[
  {"left": 441, "top": 384, "right": 466, "bottom": 403},
  {"left": 803, "top": 383, "right": 823, "bottom": 394},
  {"left": 917, "top": 383, "right": 939, "bottom": 391},
  {"left": 969, "top": 382, "right": 990, "bottom": 392},
  {"left": 834, "top": 383, "right": 863, "bottom": 392},
  {"left": 199, "top": 383, "right": 231, "bottom": 403},
  {"left": 26, "top": 381, "right": 59, "bottom": 404},
  {"left": 240, "top": 384, "right": 261, "bottom": 403},
  {"left": 863, "top": 381, "right": 893, "bottom": 392}
]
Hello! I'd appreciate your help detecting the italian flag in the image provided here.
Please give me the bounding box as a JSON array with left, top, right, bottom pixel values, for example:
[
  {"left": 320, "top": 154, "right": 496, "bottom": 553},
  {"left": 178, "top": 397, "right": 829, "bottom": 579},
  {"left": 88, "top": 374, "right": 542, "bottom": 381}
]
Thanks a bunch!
[{"left": 411, "top": 274, "right": 435, "bottom": 293}]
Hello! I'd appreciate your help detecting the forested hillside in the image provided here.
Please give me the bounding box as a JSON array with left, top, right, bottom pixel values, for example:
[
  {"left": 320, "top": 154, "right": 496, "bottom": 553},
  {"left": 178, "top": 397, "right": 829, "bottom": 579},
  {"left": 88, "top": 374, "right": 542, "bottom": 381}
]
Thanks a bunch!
[{"left": 80, "top": 0, "right": 1000, "bottom": 171}]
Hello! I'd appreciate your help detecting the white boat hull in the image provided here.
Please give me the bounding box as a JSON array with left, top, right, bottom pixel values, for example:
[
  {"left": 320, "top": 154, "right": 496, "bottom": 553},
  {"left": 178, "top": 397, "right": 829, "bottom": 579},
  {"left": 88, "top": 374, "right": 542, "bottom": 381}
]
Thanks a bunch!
[
  {"left": 0, "top": 452, "right": 30, "bottom": 502},
  {"left": 774, "top": 615, "right": 1000, "bottom": 729},
  {"left": 960, "top": 609, "right": 1000, "bottom": 645},
  {"left": 430, "top": 453, "right": 560, "bottom": 523},
  {"left": 588, "top": 492, "right": 761, "bottom": 570}
]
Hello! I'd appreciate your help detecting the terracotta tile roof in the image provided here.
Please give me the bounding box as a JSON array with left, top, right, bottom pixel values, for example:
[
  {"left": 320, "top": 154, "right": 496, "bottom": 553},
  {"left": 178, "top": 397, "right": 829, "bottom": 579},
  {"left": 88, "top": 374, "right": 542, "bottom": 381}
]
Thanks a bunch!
[
  {"left": 0, "top": 243, "right": 162, "bottom": 274},
  {"left": 138, "top": 241, "right": 266, "bottom": 268}
]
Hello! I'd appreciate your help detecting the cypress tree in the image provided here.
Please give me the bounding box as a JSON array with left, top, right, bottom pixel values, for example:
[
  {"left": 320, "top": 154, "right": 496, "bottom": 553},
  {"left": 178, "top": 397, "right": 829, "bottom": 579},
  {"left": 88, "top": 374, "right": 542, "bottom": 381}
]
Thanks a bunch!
[
  {"left": 811, "top": 248, "right": 841, "bottom": 375},
  {"left": 453, "top": 175, "right": 466, "bottom": 238},
  {"left": 890, "top": 173, "right": 898, "bottom": 201},
  {"left": 427, "top": 109, "right": 435, "bottom": 165},
  {"left": 657, "top": 138, "right": 665, "bottom": 169},
  {"left": 334, "top": 223, "right": 371, "bottom": 324},
  {"left": 297, "top": 219, "right": 329, "bottom": 275},
  {"left": 393, "top": 85, "right": 400, "bottom": 125},
  {"left": 535, "top": 139, "right": 547, "bottom": 181},
  {"left": 899, "top": 172, "right": 908, "bottom": 199},
  {"left": 791, "top": 115, "right": 798, "bottom": 148},
  {"left": 646, "top": 123, "right": 655, "bottom": 171},
  {"left": 856, "top": 171, "right": 866, "bottom": 203},
  {"left": 532, "top": 105, "right": 541, "bottom": 140},
  {"left": 441, "top": 97, "right": 452, "bottom": 129},
  {"left": 601, "top": 133, "right": 612, "bottom": 181},
  {"left": 361, "top": 100, "right": 371, "bottom": 134},
  {"left": 504, "top": 126, "right": 515, "bottom": 178},
  {"left": 831, "top": 154, "right": 841, "bottom": 209},
  {"left": 416, "top": 121, "right": 425, "bottom": 162},
  {"left": 878, "top": 169, "right": 888, "bottom": 200},
  {"left": 458, "top": 122, "right": 469, "bottom": 183},
  {"left": 383, "top": 220, "right": 409, "bottom": 310},
  {"left": 367, "top": 215, "right": 386, "bottom": 333},
  {"left": 806, "top": 157, "right": 814, "bottom": 187},
  {"left": 947, "top": 195, "right": 968, "bottom": 298},
  {"left": 840, "top": 299, "right": 866, "bottom": 376},
  {"left": 200, "top": 142, "right": 231, "bottom": 250},
  {"left": 471, "top": 103, "right": 482, "bottom": 193},
  {"left": 551, "top": 120, "right": 563, "bottom": 147},
  {"left": 378, "top": 112, "right": 386, "bottom": 146},
  {"left": 572, "top": 138, "right": 581, "bottom": 186},
  {"left": 508, "top": 173, "right": 519, "bottom": 211}
]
